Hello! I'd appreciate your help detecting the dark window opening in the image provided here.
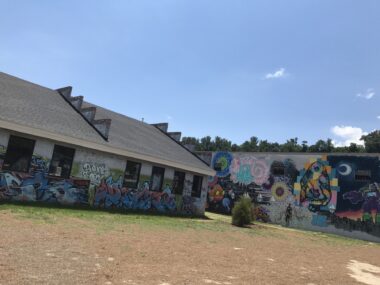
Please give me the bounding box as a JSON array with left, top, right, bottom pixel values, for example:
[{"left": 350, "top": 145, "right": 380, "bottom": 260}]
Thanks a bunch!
[
  {"left": 355, "top": 170, "right": 371, "bottom": 181},
  {"left": 3, "top": 135, "right": 35, "bottom": 173},
  {"left": 192, "top": 175, "right": 203, "bottom": 198},
  {"left": 48, "top": 145, "right": 75, "bottom": 178},
  {"left": 272, "top": 166, "right": 285, "bottom": 176},
  {"left": 150, "top": 166, "right": 165, "bottom": 191},
  {"left": 173, "top": 171, "right": 185, "bottom": 195},
  {"left": 123, "top": 160, "right": 141, "bottom": 188}
]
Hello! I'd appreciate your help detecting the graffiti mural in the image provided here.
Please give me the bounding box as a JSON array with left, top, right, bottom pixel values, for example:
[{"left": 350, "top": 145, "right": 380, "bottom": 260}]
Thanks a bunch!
[
  {"left": 230, "top": 156, "right": 270, "bottom": 185},
  {"left": 93, "top": 177, "right": 196, "bottom": 214},
  {"left": 327, "top": 156, "right": 380, "bottom": 236},
  {"left": 0, "top": 155, "right": 89, "bottom": 206},
  {"left": 212, "top": 152, "right": 233, "bottom": 177},
  {"left": 80, "top": 162, "right": 109, "bottom": 185},
  {"left": 206, "top": 152, "right": 380, "bottom": 240},
  {"left": 294, "top": 157, "right": 339, "bottom": 213}
]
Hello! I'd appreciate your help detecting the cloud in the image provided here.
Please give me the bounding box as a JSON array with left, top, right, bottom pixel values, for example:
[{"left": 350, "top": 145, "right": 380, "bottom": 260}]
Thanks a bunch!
[
  {"left": 377, "top": 115, "right": 380, "bottom": 119},
  {"left": 331, "top": 125, "right": 368, "bottom": 147},
  {"left": 265, "top": 68, "right": 286, "bottom": 79},
  {"left": 166, "top": 115, "right": 173, "bottom": 121},
  {"left": 356, "top": 88, "right": 375, "bottom": 99}
]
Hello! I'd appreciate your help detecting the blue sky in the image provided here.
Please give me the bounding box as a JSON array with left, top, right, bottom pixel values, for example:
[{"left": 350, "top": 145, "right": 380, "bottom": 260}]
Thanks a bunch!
[{"left": 1, "top": 0, "right": 379, "bottom": 146}]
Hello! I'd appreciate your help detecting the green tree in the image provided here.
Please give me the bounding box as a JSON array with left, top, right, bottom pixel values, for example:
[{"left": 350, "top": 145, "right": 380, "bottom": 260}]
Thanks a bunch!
[
  {"left": 198, "top": 136, "right": 214, "bottom": 151},
  {"left": 240, "top": 136, "right": 259, "bottom": 152},
  {"left": 214, "top": 136, "right": 232, "bottom": 151},
  {"left": 361, "top": 131, "right": 380, "bottom": 153},
  {"left": 281, "top": 138, "right": 302, "bottom": 152},
  {"left": 308, "top": 139, "right": 332, "bottom": 152},
  {"left": 232, "top": 196, "right": 253, "bottom": 227},
  {"left": 301, "top": 140, "right": 308, "bottom": 152}
]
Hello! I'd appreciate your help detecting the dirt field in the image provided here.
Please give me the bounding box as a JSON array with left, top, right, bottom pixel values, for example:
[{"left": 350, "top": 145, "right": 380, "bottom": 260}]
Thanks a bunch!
[{"left": 0, "top": 204, "right": 380, "bottom": 285}]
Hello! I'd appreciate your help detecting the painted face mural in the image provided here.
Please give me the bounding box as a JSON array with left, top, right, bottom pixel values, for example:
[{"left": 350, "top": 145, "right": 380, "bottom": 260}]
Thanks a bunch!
[{"left": 294, "top": 157, "right": 339, "bottom": 213}]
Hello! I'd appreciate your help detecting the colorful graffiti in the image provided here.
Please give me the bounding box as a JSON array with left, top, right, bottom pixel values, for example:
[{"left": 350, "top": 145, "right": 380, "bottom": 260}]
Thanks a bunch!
[
  {"left": 0, "top": 168, "right": 89, "bottom": 205},
  {"left": 206, "top": 152, "right": 380, "bottom": 240},
  {"left": 212, "top": 152, "right": 232, "bottom": 177},
  {"left": 0, "top": 138, "right": 203, "bottom": 216},
  {"left": 343, "top": 183, "right": 380, "bottom": 223},
  {"left": 230, "top": 156, "right": 269, "bottom": 185},
  {"left": 294, "top": 157, "right": 339, "bottom": 213},
  {"left": 93, "top": 178, "right": 195, "bottom": 214}
]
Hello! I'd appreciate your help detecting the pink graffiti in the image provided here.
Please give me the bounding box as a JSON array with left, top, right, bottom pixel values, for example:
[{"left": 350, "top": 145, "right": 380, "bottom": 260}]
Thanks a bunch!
[{"left": 230, "top": 156, "right": 269, "bottom": 185}]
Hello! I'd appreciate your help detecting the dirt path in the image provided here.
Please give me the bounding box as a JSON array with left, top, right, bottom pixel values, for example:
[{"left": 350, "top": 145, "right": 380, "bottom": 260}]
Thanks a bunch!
[{"left": 0, "top": 209, "right": 379, "bottom": 285}]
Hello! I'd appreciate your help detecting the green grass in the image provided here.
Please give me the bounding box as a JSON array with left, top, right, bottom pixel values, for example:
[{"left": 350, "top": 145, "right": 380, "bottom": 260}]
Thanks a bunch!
[
  {"left": 1, "top": 203, "right": 378, "bottom": 246},
  {"left": 0, "top": 203, "right": 230, "bottom": 233}
]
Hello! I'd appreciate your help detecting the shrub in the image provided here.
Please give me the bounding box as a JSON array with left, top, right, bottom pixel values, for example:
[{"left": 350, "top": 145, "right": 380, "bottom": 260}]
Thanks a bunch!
[{"left": 232, "top": 196, "right": 253, "bottom": 227}]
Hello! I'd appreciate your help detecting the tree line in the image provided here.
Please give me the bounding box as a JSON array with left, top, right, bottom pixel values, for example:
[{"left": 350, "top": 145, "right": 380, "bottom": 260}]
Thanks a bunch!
[{"left": 181, "top": 130, "right": 380, "bottom": 153}]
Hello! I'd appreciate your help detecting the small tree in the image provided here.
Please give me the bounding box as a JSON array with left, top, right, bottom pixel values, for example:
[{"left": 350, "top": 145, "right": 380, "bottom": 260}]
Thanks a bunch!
[{"left": 232, "top": 196, "right": 253, "bottom": 227}]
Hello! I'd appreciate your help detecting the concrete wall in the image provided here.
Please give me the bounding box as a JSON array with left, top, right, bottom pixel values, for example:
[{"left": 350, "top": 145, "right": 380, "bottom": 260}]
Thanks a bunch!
[
  {"left": 0, "top": 128, "right": 208, "bottom": 215},
  {"left": 199, "top": 151, "right": 380, "bottom": 242}
]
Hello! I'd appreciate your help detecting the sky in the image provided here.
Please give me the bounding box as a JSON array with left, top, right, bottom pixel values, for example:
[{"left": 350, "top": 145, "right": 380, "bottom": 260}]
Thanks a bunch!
[{"left": 1, "top": 0, "right": 379, "bottom": 146}]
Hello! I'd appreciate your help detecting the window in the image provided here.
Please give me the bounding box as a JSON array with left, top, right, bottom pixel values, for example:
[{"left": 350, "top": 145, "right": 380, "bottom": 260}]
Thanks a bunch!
[
  {"left": 271, "top": 161, "right": 285, "bottom": 176},
  {"left": 272, "top": 166, "right": 285, "bottom": 176},
  {"left": 173, "top": 171, "right": 185, "bottom": 195},
  {"left": 123, "top": 160, "right": 141, "bottom": 188},
  {"left": 355, "top": 170, "right": 371, "bottom": 181},
  {"left": 3, "top": 135, "right": 35, "bottom": 173},
  {"left": 48, "top": 145, "right": 75, "bottom": 178},
  {"left": 150, "top": 166, "right": 165, "bottom": 191},
  {"left": 192, "top": 175, "right": 203, "bottom": 198}
]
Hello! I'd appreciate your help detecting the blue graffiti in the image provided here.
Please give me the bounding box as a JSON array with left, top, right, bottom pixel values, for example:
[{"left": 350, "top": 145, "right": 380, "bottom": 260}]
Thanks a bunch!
[
  {"left": 94, "top": 179, "right": 189, "bottom": 213},
  {"left": 212, "top": 152, "right": 233, "bottom": 177},
  {"left": 0, "top": 170, "right": 89, "bottom": 205}
]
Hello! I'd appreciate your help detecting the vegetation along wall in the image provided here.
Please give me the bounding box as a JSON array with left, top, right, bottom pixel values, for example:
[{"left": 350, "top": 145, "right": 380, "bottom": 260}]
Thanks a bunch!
[
  {"left": 0, "top": 129, "right": 208, "bottom": 215},
  {"left": 198, "top": 151, "right": 380, "bottom": 242}
]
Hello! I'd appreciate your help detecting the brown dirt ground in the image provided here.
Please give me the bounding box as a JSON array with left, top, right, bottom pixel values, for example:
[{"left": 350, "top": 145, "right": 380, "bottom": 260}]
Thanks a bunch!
[{"left": 0, "top": 208, "right": 380, "bottom": 285}]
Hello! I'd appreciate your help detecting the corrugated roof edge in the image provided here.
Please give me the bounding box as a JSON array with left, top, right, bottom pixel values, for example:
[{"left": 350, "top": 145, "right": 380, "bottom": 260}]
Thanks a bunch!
[{"left": 56, "top": 88, "right": 109, "bottom": 141}]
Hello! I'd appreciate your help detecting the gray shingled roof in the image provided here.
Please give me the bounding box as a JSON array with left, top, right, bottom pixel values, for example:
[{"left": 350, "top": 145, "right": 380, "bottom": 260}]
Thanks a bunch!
[
  {"left": 0, "top": 72, "right": 211, "bottom": 174},
  {"left": 81, "top": 101, "right": 211, "bottom": 171},
  {"left": 0, "top": 72, "right": 103, "bottom": 142}
]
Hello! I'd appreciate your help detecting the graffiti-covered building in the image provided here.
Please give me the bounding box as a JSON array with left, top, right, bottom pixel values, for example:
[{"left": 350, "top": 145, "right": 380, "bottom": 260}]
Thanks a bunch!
[
  {"left": 198, "top": 151, "right": 380, "bottom": 242},
  {"left": 0, "top": 72, "right": 214, "bottom": 215}
]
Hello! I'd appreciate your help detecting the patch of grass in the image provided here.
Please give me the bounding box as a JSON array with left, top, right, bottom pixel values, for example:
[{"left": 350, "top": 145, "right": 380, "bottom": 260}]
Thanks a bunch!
[
  {"left": 2, "top": 203, "right": 377, "bottom": 247},
  {"left": 0, "top": 203, "right": 230, "bottom": 233}
]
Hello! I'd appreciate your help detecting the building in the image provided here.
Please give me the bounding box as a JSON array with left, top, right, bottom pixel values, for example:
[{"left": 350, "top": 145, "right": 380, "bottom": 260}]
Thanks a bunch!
[
  {"left": 198, "top": 151, "right": 380, "bottom": 242},
  {"left": 0, "top": 72, "right": 215, "bottom": 215}
]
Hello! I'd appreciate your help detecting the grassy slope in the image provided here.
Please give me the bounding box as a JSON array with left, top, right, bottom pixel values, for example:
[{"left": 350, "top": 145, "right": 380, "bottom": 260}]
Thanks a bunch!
[{"left": 0, "top": 203, "right": 377, "bottom": 247}]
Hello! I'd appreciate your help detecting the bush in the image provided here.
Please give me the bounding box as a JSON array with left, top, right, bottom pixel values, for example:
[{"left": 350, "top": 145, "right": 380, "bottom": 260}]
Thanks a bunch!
[{"left": 232, "top": 196, "right": 253, "bottom": 227}]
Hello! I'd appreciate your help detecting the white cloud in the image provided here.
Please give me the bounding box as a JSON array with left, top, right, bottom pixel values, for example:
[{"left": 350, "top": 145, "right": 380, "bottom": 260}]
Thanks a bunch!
[
  {"left": 377, "top": 115, "right": 380, "bottom": 119},
  {"left": 356, "top": 88, "right": 375, "bottom": 100},
  {"left": 331, "top": 125, "right": 367, "bottom": 147},
  {"left": 166, "top": 115, "right": 173, "bottom": 121},
  {"left": 265, "top": 68, "right": 286, "bottom": 79}
]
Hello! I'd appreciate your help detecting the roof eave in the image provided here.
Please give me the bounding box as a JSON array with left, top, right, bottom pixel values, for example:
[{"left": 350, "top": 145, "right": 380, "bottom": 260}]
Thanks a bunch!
[{"left": 0, "top": 119, "right": 215, "bottom": 176}]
